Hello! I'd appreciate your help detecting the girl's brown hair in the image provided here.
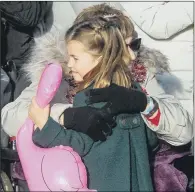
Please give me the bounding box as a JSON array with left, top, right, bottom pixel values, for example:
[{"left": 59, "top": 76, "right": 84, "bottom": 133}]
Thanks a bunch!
[
  {"left": 65, "top": 16, "right": 132, "bottom": 90},
  {"left": 74, "top": 3, "right": 135, "bottom": 40}
]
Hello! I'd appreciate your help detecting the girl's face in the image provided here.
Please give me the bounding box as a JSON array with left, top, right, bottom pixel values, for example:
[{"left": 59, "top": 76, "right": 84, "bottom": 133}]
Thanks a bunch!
[{"left": 67, "top": 40, "right": 98, "bottom": 82}]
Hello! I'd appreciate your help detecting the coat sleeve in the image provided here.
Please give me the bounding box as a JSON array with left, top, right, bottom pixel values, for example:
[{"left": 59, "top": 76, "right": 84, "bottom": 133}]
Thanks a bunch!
[
  {"left": 141, "top": 72, "right": 193, "bottom": 146},
  {"left": 32, "top": 117, "right": 93, "bottom": 157},
  {"left": 1, "top": 82, "right": 37, "bottom": 137},
  {"left": 1, "top": 82, "right": 72, "bottom": 137},
  {"left": 120, "top": 2, "right": 193, "bottom": 39},
  {"left": 0, "top": 2, "right": 53, "bottom": 28}
]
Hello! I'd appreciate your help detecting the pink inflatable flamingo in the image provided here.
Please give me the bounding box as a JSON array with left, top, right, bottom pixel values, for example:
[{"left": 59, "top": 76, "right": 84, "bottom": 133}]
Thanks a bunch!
[{"left": 16, "top": 63, "right": 96, "bottom": 191}]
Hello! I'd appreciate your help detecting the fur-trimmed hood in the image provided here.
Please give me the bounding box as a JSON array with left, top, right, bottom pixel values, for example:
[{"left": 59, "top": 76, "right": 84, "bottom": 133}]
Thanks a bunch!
[
  {"left": 22, "top": 27, "right": 184, "bottom": 96},
  {"left": 22, "top": 26, "right": 70, "bottom": 83}
]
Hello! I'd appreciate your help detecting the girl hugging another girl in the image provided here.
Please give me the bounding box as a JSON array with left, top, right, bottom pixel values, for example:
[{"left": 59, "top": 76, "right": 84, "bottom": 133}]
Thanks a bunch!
[{"left": 2, "top": 3, "right": 192, "bottom": 191}]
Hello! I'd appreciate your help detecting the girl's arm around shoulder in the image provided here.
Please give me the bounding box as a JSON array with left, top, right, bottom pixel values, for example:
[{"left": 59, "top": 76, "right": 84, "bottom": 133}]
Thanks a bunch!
[{"left": 32, "top": 117, "right": 94, "bottom": 157}]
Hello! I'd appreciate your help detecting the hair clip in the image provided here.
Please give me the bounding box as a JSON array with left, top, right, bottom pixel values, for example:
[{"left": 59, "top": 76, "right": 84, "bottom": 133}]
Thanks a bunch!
[{"left": 103, "top": 14, "right": 117, "bottom": 19}]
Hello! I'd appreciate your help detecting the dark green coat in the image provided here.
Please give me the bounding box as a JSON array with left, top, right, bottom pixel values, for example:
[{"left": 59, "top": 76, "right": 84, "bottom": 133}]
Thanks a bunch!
[{"left": 33, "top": 85, "right": 159, "bottom": 191}]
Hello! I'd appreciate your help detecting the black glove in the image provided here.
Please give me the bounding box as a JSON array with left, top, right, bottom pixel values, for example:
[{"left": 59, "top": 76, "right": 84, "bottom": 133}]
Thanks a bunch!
[
  {"left": 85, "top": 83, "right": 147, "bottom": 116},
  {"left": 63, "top": 106, "right": 116, "bottom": 142}
]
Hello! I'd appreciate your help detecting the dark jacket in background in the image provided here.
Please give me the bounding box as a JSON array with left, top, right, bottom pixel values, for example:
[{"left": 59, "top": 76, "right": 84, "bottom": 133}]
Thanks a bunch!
[
  {"left": 1, "top": 1, "right": 53, "bottom": 73},
  {"left": 1, "top": 2, "right": 53, "bottom": 105}
]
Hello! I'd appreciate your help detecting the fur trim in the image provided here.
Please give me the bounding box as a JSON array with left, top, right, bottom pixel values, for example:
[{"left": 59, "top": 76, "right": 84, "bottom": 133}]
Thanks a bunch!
[
  {"left": 155, "top": 72, "right": 184, "bottom": 96},
  {"left": 137, "top": 45, "right": 185, "bottom": 96},
  {"left": 21, "top": 26, "right": 70, "bottom": 83},
  {"left": 138, "top": 45, "right": 170, "bottom": 74}
]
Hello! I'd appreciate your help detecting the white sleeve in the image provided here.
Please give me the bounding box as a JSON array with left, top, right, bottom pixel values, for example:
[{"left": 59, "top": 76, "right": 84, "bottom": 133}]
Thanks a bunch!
[
  {"left": 141, "top": 73, "right": 193, "bottom": 146},
  {"left": 120, "top": 2, "right": 193, "bottom": 39},
  {"left": 50, "top": 103, "right": 73, "bottom": 123},
  {"left": 1, "top": 82, "right": 38, "bottom": 137}
]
